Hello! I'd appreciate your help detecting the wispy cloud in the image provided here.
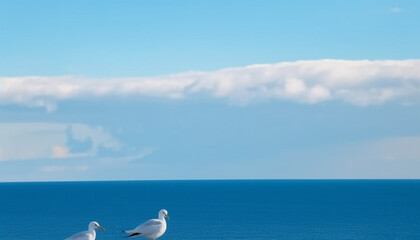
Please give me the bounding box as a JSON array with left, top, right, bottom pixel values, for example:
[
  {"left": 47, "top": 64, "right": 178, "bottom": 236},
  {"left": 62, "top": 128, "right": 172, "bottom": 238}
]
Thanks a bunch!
[
  {"left": 1, "top": 59, "right": 420, "bottom": 109},
  {"left": 0, "top": 123, "right": 121, "bottom": 161},
  {"left": 100, "top": 147, "right": 158, "bottom": 164}
]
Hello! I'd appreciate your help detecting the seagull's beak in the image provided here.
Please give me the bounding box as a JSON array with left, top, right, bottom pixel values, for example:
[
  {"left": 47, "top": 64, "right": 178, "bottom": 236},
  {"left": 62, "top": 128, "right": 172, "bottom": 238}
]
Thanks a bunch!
[
  {"left": 98, "top": 226, "right": 105, "bottom": 231},
  {"left": 165, "top": 214, "right": 169, "bottom": 220}
]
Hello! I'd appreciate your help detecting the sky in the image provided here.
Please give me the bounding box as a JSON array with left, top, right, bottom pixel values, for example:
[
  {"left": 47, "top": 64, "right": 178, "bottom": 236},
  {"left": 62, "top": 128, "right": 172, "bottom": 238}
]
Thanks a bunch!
[{"left": 1, "top": 0, "right": 420, "bottom": 182}]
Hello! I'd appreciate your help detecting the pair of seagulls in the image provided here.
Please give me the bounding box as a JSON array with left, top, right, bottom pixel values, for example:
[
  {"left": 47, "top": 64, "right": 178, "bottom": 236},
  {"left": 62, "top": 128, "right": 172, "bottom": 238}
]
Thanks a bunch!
[{"left": 65, "top": 209, "right": 169, "bottom": 240}]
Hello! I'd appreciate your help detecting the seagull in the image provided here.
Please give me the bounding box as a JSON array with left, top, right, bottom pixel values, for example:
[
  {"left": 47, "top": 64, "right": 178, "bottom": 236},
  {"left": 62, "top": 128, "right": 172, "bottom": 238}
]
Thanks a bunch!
[
  {"left": 124, "top": 209, "right": 169, "bottom": 239},
  {"left": 65, "top": 221, "right": 105, "bottom": 240}
]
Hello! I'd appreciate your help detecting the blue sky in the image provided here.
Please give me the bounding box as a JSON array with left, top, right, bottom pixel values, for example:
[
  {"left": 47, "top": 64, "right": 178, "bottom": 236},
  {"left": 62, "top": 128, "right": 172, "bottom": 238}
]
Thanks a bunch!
[{"left": 1, "top": 0, "right": 420, "bottom": 181}]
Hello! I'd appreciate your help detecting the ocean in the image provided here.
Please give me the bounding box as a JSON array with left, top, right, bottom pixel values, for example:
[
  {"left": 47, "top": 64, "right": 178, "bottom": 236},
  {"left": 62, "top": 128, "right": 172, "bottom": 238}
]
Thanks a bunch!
[{"left": 0, "top": 180, "right": 419, "bottom": 239}]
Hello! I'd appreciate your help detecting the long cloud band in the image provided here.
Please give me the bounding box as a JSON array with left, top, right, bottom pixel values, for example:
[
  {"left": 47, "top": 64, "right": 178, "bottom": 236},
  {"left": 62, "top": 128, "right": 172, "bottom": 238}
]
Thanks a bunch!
[{"left": 1, "top": 59, "right": 420, "bottom": 110}]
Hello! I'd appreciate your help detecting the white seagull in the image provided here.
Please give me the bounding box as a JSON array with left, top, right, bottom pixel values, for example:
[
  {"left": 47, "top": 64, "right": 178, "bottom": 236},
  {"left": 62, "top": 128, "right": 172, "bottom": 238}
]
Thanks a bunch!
[
  {"left": 124, "top": 209, "right": 169, "bottom": 239},
  {"left": 65, "top": 221, "right": 105, "bottom": 240}
]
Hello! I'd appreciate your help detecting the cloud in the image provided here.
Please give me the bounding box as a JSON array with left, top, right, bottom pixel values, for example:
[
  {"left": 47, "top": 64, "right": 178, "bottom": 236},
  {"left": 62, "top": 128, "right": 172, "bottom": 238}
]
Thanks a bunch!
[
  {"left": 100, "top": 147, "right": 158, "bottom": 164},
  {"left": 68, "top": 124, "right": 122, "bottom": 154},
  {"left": 1, "top": 59, "right": 420, "bottom": 109},
  {"left": 285, "top": 78, "right": 306, "bottom": 96},
  {"left": 52, "top": 146, "right": 69, "bottom": 158},
  {"left": 0, "top": 123, "right": 121, "bottom": 161}
]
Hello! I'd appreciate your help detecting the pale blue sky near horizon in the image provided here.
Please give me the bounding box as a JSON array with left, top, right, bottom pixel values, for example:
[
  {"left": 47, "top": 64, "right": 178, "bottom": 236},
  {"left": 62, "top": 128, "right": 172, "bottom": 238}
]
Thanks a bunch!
[{"left": 1, "top": 0, "right": 420, "bottom": 181}]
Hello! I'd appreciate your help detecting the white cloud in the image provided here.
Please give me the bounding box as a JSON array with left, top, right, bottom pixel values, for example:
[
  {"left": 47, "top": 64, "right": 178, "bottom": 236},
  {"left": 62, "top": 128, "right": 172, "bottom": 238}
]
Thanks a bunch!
[
  {"left": 285, "top": 78, "right": 306, "bottom": 96},
  {"left": 1, "top": 59, "right": 420, "bottom": 109},
  {"left": 0, "top": 123, "right": 121, "bottom": 161},
  {"left": 308, "top": 85, "right": 330, "bottom": 103}
]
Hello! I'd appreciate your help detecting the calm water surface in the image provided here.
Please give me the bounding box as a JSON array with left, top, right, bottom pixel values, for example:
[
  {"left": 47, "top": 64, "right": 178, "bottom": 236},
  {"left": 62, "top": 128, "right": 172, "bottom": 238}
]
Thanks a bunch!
[{"left": 0, "top": 180, "right": 419, "bottom": 239}]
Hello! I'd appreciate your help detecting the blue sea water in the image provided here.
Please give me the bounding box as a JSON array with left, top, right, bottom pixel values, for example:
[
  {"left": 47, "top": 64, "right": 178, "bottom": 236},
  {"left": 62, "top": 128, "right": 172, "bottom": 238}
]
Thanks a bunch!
[{"left": 1, "top": 180, "right": 420, "bottom": 239}]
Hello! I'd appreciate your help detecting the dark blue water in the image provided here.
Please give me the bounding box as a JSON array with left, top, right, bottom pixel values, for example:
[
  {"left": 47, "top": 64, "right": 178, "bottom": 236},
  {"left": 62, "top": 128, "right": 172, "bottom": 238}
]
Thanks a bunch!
[{"left": 1, "top": 180, "right": 420, "bottom": 239}]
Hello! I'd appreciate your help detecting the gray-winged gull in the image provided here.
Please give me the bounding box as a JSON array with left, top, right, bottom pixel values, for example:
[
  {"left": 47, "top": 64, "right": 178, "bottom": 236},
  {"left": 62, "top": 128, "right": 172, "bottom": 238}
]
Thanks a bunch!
[
  {"left": 65, "top": 221, "right": 104, "bottom": 240},
  {"left": 124, "top": 209, "right": 169, "bottom": 239}
]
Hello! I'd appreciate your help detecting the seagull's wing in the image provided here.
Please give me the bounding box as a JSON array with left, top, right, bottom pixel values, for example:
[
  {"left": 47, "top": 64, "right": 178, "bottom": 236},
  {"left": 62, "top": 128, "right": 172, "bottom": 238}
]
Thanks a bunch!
[
  {"left": 65, "top": 231, "right": 94, "bottom": 240},
  {"left": 133, "top": 219, "right": 163, "bottom": 236}
]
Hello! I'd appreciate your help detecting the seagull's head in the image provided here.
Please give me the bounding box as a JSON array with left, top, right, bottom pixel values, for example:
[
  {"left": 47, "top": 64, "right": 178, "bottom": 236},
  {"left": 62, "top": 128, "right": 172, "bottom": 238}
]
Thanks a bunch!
[
  {"left": 159, "top": 209, "right": 169, "bottom": 220},
  {"left": 89, "top": 221, "right": 105, "bottom": 231}
]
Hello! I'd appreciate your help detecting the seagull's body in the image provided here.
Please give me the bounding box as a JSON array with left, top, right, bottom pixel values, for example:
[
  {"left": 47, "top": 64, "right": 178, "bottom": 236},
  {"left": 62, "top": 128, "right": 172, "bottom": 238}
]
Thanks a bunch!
[
  {"left": 124, "top": 209, "right": 169, "bottom": 240},
  {"left": 65, "top": 221, "right": 104, "bottom": 240}
]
